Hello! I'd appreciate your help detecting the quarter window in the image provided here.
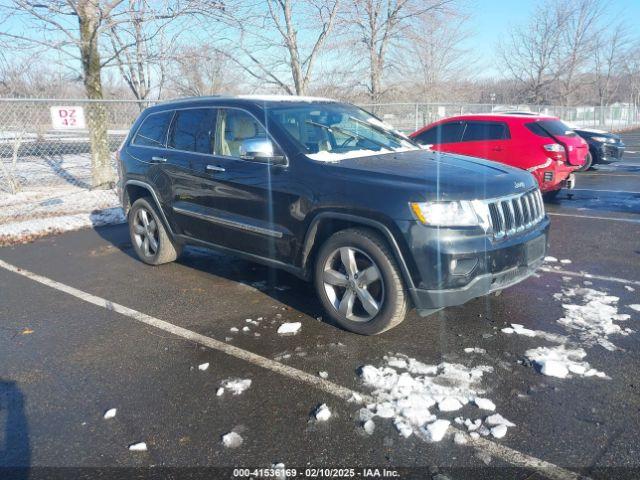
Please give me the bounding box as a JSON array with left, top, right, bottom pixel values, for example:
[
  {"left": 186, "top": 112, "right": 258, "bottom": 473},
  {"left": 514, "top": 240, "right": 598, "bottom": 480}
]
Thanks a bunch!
[
  {"left": 462, "top": 121, "right": 510, "bottom": 141},
  {"left": 414, "top": 122, "right": 465, "bottom": 145},
  {"left": 132, "top": 111, "right": 173, "bottom": 147},
  {"left": 168, "top": 108, "right": 216, "bottom": 154}
]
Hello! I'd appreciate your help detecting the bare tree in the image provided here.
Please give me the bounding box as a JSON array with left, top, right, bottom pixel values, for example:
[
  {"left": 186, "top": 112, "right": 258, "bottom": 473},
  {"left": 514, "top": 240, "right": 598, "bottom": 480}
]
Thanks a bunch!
[
  {"left": 212, "top": 0, "right": 340, "bottom": 95},
  {"left": 498, "top": 1, "right": 568, "bottom": 104},
  {"left": 594, "top": 24, "right": 629, "bottom": 122},
  {"left": 347, "top": 0, "right": 454, "bottom": 103}
]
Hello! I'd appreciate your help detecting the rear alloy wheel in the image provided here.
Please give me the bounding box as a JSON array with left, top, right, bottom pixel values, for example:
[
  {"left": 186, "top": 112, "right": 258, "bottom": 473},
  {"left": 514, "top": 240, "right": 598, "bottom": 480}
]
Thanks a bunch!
[
  {"left": 314, "top": 228, "right": 409, "bottom": 335},
  {"left": 129, "top": 197, "right": 181, "bottom": 265},
  {"left": 575, "top": 152, "right": 593, "bottom": 172}
]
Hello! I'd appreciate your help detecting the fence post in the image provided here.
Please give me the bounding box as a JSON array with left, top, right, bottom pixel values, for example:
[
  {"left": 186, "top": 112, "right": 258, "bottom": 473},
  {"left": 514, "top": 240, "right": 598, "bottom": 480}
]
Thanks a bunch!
[{"left": 414, "top": 103, "right": 419, "bottom": 132}]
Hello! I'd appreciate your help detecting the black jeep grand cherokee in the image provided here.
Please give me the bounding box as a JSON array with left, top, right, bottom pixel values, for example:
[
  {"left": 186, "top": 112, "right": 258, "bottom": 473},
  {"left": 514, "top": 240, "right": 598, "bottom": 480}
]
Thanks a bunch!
[{"left": 117, "top": 95, "right": 549, "bottom": 335}]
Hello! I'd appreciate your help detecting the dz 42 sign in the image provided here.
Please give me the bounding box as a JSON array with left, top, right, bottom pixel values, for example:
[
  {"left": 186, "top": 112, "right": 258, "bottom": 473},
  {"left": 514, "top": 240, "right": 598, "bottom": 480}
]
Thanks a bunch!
[{"left": 50, "top": 106, "right": 86, "bottom": 130}]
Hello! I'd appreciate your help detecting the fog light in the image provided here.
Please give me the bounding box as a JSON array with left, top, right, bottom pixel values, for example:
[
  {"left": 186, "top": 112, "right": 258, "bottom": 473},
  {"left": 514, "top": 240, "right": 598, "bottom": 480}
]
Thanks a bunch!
[{"left": 451, "top": 257, "right": 478, "bottom": 276}]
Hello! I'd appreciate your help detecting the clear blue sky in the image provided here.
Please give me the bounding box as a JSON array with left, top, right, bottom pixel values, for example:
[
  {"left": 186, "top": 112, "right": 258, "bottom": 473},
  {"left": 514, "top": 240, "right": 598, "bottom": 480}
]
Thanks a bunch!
[{"left": 464, "top": 0, "right": 640, "bottom": 78}]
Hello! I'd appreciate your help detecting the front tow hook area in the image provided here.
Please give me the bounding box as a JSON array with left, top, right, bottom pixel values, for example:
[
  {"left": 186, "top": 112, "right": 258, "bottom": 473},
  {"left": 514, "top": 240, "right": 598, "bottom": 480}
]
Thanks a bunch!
[{"left": 564, "top": 173, "right": 576, "bottom": 189}]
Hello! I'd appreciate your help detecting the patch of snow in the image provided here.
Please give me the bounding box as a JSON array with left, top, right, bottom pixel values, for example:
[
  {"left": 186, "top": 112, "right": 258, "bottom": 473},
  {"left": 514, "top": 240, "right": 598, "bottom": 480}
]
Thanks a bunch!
[
  {"left": 198, "top": 363, "right": 209, "bottom": 371},
  {"left": 242, "top": 326, "right": 250, "bottom": 332},
  {"left": 502, "top": 323, "right": 536, "bottom": 337},
  {"left": 363, "top": 419, "right": 375, "bottom": 435},
  {"left": 473, "top": 398, "right": 496, "bottom": 411},
  {"left": 525, "top": 345, "right": 608, "bottom": 379},
  {"left": 470, "top": 432, "right": 480, "bottom": 440},
  {"left": 221, "top": 431, "right": 243, "bottom": 448},
  {"left": 128, "top": 442, "right": 147, "bottom": 452},
  {"left": 230, "top": 327, "right": 239, "bottom": 332},
  {"left": 544, "top": 256, "right": 558, "bottom": 262},
  {"left": 484, "top": 413, "right": 515, "bottom": 427},
  {"left": 103, "top": 408, "right": 117, "bottom": 419},
  {"left": 306, "top": 146, "right": 415, "bottom": 163},
  {"left": 220, "top": 378, "right": 252, "bottom": 395},
  {"left": 357, "top": 354, "right": 502, "bottom": 441},
  {"left": 318, "top": 371, "right": 329, "bottom": 379},
  {"left": 464, "top": 347, "right": 486, "bottom": 354},
  {"left": 238, "top": 94, "right": 335, "bottom": 103},
  {"left": 314, "top": 403, "right": 332, "bottom": 422},
  {"left": 277, "top": 322, "right": 301, "bottom": 335},
  {"left": 491, "top": 424, "right": 508, "bottom": 439},
  {"left": 421, "top": 419, "right": 450, "bottom": 442},
  {"left": 629, "top": 305, "right": 640, "bottom": 312},
  {"left": 560, "top": 259, "right": 572, "bottom": 264},
  {"left": 624, "top": 286, "right": 635, "bottom": 292},
  {"left": 216, "top": 388, "right": 224, "bottom": 396}
]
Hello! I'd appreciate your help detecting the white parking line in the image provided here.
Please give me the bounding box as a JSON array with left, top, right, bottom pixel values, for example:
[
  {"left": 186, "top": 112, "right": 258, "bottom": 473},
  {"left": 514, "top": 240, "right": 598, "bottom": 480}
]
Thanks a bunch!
[
  {"left": 579, "top": 173, "right": 639, "bottom": 177},
  {"left": 541, "top": 267, "right": 640, "bottom": 286},
  {"left": 0, "top": 258, "right": 583, "bottom": 480},
  {"left": 547, "top": 212, "right": 640, "bottom": 224}
]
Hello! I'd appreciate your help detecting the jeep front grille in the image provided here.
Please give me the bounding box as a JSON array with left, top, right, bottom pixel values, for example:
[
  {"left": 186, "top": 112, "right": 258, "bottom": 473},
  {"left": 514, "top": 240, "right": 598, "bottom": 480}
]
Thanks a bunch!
[{"left": 486, "top": 189, "right": 544, "bottom": 239}]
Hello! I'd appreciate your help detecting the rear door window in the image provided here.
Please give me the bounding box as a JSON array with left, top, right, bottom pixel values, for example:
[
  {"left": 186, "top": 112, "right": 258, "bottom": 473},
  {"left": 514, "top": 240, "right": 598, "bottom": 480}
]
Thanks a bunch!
[
  {"left": 168, "top": 108, "right": 217, "bottom": 154},
  {"left": 414, "top": 121, "right": 464, "bottom": 145},
  {"left": 461, "top": 121, "right": 510, "bottom": 141},
  {"left": 132, "top": 111, "right": 173, "bottom": 147}
]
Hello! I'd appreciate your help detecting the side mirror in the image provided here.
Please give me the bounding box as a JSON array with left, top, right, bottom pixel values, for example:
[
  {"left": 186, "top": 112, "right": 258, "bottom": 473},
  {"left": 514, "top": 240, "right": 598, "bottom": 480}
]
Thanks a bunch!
[{"left": 239, "top": 138, "right": 286, "bottom": 165}]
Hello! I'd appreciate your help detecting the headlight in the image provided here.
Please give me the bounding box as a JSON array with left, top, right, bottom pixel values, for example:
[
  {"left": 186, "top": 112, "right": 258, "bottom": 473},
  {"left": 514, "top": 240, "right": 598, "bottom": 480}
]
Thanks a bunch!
[
  {"left": 591, "top": 136, "right": 616, "bottom": 144},
  {"left": 410, "top": 200, "right": 491, "bottom": 228}
]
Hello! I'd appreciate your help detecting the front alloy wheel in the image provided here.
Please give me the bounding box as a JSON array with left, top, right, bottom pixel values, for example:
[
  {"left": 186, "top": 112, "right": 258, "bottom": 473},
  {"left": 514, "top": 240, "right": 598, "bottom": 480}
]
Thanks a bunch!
[
  {"left": 314, "top": 228, "right": 409, "bottom": 335},
  {"left": 322, "top": 246, "right": 384, "bottom": 322}
]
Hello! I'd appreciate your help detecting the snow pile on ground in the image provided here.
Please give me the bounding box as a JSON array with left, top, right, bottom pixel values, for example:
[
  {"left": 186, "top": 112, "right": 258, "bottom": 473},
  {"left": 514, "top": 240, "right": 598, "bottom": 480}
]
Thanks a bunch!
[
  {"left": 524, "top": 345, "right": 608, "bottom": 379},
  {"left": 357, "top": 354, "right": 512, "bottom": 442},
  {"left": 501, "top": 323, "right": 567, "bottom": 343},
  {"left": 463, "top": 347, "right": 486, "bottom": 354},
  {"left": 128, "top": 442, "right": 147, "bottom": 452},
  {"left": 103, "top": 408, "right": 117, "bottom": 419},
  {"left": 629, "top": 304, "right": 640, "bottom": 312},
  {"left": 557, "top": 287, "right": 632, "bottom": 351},
  {"left": 314, "top": 404, "right": 332, "bottom": 422},
  {"left": 218, "top": 378, "right": 252, "bottom": 395},
  {"left": 277, "top": 322, "right": 301, "bottom": 335},
  {"left": 222, "top": 431, "right": 243, "bottom": 448}
]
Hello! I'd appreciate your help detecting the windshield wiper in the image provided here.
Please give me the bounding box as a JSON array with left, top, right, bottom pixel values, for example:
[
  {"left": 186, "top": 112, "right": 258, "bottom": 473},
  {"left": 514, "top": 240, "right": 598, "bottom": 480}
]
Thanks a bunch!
[
  {"left": 348, "top": 115, "right": 417, "bottom": 147},
  {"left": 305, "top": 120, "right": 390, "bottom": 150}
]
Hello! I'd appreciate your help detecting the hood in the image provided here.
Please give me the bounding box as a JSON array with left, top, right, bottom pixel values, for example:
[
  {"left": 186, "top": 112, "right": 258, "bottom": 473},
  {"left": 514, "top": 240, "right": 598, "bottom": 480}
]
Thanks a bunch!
[
  {"left": 575, "top": 128, "right": 620, "bottom": 140},
  {"left": 320, "top": 149, "right": 537, "bottom": 201}
]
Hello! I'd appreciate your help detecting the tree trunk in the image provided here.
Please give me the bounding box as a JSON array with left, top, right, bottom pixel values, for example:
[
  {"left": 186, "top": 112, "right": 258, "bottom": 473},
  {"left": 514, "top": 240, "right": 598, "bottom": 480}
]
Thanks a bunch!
[{"left": 78, "top": 0, "right": 113, "bottom": 190}]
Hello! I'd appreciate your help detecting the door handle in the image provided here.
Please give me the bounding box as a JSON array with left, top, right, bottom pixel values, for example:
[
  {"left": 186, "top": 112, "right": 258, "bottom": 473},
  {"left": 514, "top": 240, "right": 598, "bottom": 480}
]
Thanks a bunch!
[
  {"left": 150, "top": 156, "right": 167, "bottom": 163},
  {"left": 206, "top": 165, "right": 226, "bottom": 173}
]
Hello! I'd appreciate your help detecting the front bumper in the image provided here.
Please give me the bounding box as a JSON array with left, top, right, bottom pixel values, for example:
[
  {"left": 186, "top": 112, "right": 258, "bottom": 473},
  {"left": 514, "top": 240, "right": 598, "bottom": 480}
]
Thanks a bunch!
[
  {"left": 400, "top": 218, "right": 549, "bottom": 314},
  {"left": 592, "top": 143, "right": 625, "bottom": 164}
]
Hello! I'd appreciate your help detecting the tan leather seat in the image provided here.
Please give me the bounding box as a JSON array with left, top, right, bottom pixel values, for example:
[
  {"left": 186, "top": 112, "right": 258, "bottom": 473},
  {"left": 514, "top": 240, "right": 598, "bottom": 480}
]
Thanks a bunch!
[{"left": 224, "top": 115, "right": 257, "bottom": 157}]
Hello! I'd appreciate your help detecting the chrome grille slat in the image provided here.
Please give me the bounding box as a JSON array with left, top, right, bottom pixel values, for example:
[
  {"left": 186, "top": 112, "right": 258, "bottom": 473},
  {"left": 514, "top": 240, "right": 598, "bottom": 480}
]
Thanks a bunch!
[{"left": 484, "top": 189, "right": 545, "bottom": 239}]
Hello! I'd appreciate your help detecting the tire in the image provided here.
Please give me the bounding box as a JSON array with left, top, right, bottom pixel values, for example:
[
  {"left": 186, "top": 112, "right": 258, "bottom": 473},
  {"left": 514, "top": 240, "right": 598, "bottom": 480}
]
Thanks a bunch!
[
  {"left": 542, "top": 189, "right": 561, "bottom": 201},
  {"left": 575, "top": 152, "right": 593, "bottom": 172},
  {"left": 314, "top": 228, "right": 409, "bottom": 335},
  {"left": 128, "top": 197, "right": 181, "bottom": 265}
]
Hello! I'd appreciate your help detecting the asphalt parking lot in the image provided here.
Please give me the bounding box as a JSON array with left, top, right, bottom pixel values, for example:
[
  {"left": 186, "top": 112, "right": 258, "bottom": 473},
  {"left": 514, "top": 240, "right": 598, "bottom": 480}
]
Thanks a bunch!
[{"left": 1, "top": 132, "right": 639, "bottom": 480}]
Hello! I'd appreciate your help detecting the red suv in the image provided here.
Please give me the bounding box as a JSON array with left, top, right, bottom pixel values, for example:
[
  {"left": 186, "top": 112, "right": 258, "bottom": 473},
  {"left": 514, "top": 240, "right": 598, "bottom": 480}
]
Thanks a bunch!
[{"left": 410, "top": 114, "right": 588, "bottom": 197}]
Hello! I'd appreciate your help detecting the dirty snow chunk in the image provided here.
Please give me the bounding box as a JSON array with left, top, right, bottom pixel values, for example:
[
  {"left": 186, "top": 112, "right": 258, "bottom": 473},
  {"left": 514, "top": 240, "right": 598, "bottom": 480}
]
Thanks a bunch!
[
  {"left": 560, "top": 259, "right": 572, "bottom": 264},
  {"left": 349, "top": 392, "right": 363, "bottom": 403},
  {"left": 504, "top": 323, "right": 537, "bottom": 337},
  {"left": 220, "top": 378, "right": 252, "bottom": 395},
  {"left": 242, "top": 326, "right": 250, "bottom": 332},
  {"left": 198, "top": 362, "right": 209, "bottom": 371},
  {"left": 454, "top": 432, "right": 468, "bottom": 445},
  {"left": 474, "top": 398, "right": 496, "bottom": 411},
  {"left": 394, "top": 418, "right": 413, "bottom": 438},
  {"left": 485, "top": 414, "right": 515, "bottom": 427},
  {"left": 314, "top": 404, "right": 332, "bottom": 422},
  {"left": 464, "top": 347, "right": 486, "bottom": 354},
  {"left": 129, "top": 442, "right": 147, "bottom": 452},
  {"left": 222, "top": 431, "right": 243, "bottom": 448},
  {"left": 216, "top": 388, "right": 224, "bottom": 396},
  {"left": 541, "top": 360, "right": 569, "bottom": 378},
  {"left": 525, "top": 345, "right": 608, "bottom": 379},
  {"left": 363, "top": 419, "right": 375, "bottom": 435},
  {"left": 230, "top": 327, "right": 239, "bottom": 332},
  {"left": 470, "top": 432, "right": 480, "bottom": 440},
  {"left": 501, "top": 327, "right": 515, "bottom": 334},
  {"left": 544, "top": 256, "right": 558, "bottom": 262},
  {"left": 557, "top": 287, "right": 631, "bottom": 350},
  {"left": 491, "top": 424, "right": 508, "bottom": 439},
  {"left": 422, "top": 419, "right": 450, "bottom": 442},
  {"left": 625, "top": 286, "right": 635, "bottom": 292},
  {"left": 438, "top": 398, "right": 463, "bottom": 412},
  {"left": 318, "top": 371, "right": 329, "bottom": 379},
  {"left": 103, "top": 408, "right": 117, "bottom": 419},
  {"left": 465, "top": 418, "right": 482, "bottom": 431},
  {"left": 277, "top": 322, "right": 302, "bottom": 335},
  {"left": 629, "top": 305, "right": 640, "bottom": 312}
]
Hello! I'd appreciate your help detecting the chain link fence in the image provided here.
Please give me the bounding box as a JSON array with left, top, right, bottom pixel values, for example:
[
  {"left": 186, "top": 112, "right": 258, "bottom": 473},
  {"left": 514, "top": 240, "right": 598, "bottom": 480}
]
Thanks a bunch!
[
  {"left": 1, "top": 97, "right": 639, "bottom": 244},
  {"left": 362, "top": 102, "right": 640, "bottom": 133}
]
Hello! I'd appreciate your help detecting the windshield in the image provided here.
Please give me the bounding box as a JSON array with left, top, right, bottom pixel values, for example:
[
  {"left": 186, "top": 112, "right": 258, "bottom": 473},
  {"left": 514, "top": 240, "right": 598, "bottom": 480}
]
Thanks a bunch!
[{"left": 266, "top": 103, "right": 419, "bottom": 161}]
